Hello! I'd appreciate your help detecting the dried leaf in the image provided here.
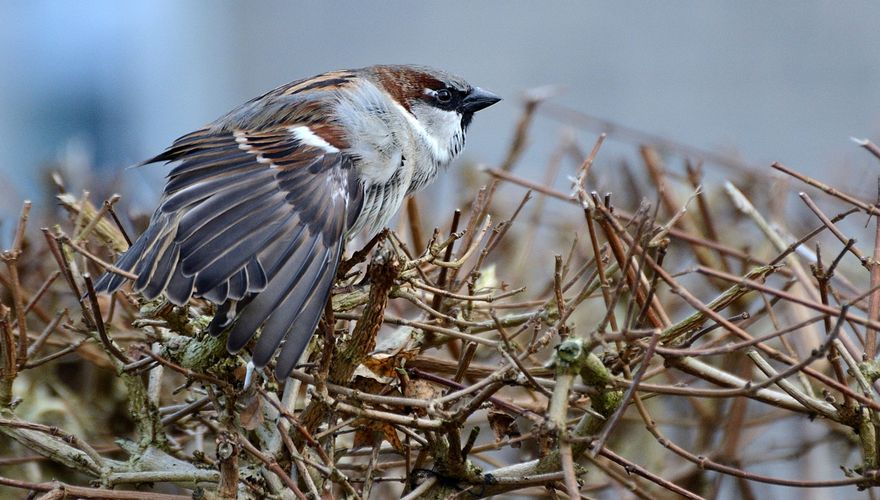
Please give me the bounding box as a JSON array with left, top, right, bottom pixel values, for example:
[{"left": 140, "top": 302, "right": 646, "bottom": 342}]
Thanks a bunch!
[
  {"left": 403, "top": 378, "right": 442, "bottom": 401},
  {"left": 352, "top": 366, "right": 393, "bottom": 395},
  {"left": 352, "top": 418, "right": 405, "bottom": 453},
  {"left": 353, "top": 363, "right": 392, "bottom": 384},
  {"left": 233, "top": 363, "right": 248, "bottom": 382},
  {"left": 382, "top": 422, "right": 405, "bottom": 453},
  {"left": 488, "top": 409, "right": 521, "bottom": 447},
  {"left": 362, "top": 348, "right": 419, "bottom": 378},
  {"left": 353, "top": 427, "right": 379, "bottom": 450},
  {"left": 239, "top": 394, "right": 264, "bottom": 431}
]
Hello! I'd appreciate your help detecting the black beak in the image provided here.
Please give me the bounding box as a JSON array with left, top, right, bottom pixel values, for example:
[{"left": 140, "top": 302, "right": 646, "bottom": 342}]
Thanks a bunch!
[{"left": 461, "top": 87, "right": 501, "bottom": 113}]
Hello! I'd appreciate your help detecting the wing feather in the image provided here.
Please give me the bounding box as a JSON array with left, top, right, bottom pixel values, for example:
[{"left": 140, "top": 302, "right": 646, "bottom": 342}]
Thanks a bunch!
[
  {"left": 192, "top": 219, "right": 306, "bottom": 295},
  {"left": 165, "top": 155, "right": 258, "bottom": 194},
  {"left": 245, "top": 258, "right": 267, "bottom": 292},
  {"left": 201, "top": 280, "right": 229, "bottom": 304},
  {"left": 141, "top": 240, "right": 178, "bottom": 300},
  {"left": 272, "top": 211, "right": 346, "bottom": 376},
  {"left": 250, "top": 245, "right": 332, "bottom": 365},
  {"left": 226, "top": 232, "right": 322, "bottom": 352},
  {"left": 95, "top": 124, "right": 361, "bottom": 378},
  {"left": 161, "top": 168, "right": 274, "bottom": 213},
  {"left": 165, "top": 269, "right": 195, "bottom": 306},
  {"left": 179, "top": 201, "right": 288, "bottom": 275},
  {"left": 175, "top": 179, "right": 278, "bottom": 242},
  {"left": 227, "top": 268, "right": 248, "bottom": 301},
  {"left": 273, "top": 250, "right": 341, "bottom": 377}
]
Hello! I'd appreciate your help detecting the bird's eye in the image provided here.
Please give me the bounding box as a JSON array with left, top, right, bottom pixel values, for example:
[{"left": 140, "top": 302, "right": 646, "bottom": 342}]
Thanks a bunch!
[{"left": 435, "top": 89, "right": 452, "bottom": 103}]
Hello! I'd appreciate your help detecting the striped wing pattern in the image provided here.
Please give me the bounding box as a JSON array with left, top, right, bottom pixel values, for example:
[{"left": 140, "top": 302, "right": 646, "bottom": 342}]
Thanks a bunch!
[{"left": 95, "top": 126, "right": 363, "bottom": 377}]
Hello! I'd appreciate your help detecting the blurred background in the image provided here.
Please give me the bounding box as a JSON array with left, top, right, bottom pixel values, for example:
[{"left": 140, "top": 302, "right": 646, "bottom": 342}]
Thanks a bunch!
[
  {"left": 1, "top": 1, "right": 879, "bottom": 218},
  {"left": 1, "top": 3, "right": 880, "bottom": 498}
]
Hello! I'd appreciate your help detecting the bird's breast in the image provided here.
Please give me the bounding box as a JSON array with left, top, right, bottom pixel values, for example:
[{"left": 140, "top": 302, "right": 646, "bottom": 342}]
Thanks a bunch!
[{"left": 347, "top": 158, "right": 410, "bottom": 238}]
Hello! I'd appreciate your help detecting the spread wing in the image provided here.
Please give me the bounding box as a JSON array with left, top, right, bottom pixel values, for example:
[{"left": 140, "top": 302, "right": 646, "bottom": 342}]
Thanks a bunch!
[{"left": 95, "top": 125, "right": 364, "bottom": 378}]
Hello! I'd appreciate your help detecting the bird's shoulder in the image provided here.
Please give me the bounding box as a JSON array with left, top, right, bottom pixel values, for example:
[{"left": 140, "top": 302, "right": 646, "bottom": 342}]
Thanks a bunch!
[
  {"left": 253, "top": 69, "right": 364, "bottom": 104},
  {"left": 207, "top": 69, "right": 368, "bottom": 140}
]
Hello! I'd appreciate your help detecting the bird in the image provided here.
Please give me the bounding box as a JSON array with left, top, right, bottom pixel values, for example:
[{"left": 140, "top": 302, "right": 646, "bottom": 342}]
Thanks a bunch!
[{"left": 94, "top": 64, "right": 501, "bottom": 379}]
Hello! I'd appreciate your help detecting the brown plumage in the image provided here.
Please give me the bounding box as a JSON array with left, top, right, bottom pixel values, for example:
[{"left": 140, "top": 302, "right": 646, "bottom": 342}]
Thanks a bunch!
[{"left": 95, "top": 65, "right": 500, "bottom": 378}]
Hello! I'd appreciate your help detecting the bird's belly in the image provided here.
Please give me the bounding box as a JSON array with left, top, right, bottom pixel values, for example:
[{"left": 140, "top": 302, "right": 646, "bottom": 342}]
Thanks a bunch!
[
  {"left": 347, "top": 133, "right": 447, "bottom": 239},
  {"left": 348, "top": 166, "right": 410, "bottom": 238},
  {"left": 406, "top": 161, "right": 440, "bottom": 196}
]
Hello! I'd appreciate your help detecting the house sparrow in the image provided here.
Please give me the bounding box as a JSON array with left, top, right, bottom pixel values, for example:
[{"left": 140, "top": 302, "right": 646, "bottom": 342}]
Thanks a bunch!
[{"left": 95, "top": 64, "right": 500, "bottom": 378}]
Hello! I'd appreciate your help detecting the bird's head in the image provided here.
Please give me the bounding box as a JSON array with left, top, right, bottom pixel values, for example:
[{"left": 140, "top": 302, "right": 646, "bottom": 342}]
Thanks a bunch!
[{"left": 370, "top": 65, "right": 501, "bottom": 159}]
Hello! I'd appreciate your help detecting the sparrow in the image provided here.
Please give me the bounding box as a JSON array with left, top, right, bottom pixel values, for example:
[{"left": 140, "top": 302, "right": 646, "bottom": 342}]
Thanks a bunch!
[{"left": 95, "top": 64, "right": 500, "bottom": 378}]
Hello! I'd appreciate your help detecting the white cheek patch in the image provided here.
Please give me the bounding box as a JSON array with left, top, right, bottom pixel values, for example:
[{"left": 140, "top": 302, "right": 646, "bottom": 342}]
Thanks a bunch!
[
  {"left": 288, "top": 125, "right": 341, "bottom": 153},
  {"left": 392, "top": 102, "right": 461, "bottom": 165}
]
